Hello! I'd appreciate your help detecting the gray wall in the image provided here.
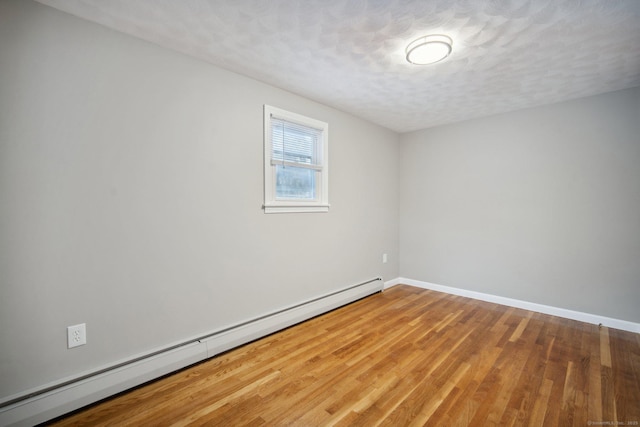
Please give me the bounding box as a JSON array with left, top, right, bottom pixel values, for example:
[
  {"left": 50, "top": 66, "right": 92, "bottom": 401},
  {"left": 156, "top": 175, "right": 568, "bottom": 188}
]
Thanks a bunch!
[
  {"left": 400, "top": 87, "right": 640, "bottom": 323},
  {"left": 0, "top": 0, "right": 399, "bottom": 399},
  {"left": 2, "top": 0, "right": 637, "bottom": 405}
]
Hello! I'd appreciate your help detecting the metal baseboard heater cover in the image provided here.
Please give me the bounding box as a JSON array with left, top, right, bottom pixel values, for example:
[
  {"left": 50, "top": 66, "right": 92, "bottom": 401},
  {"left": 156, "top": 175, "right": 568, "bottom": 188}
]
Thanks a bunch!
[{"left": 0, "top": 278, "right": 383, "bottom": 427}]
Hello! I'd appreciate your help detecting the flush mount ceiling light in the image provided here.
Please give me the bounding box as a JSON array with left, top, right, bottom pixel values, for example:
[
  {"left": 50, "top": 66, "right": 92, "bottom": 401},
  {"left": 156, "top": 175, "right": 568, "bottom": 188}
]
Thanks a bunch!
[{"left": 406, "top": 34, "right": 453, "bottom": 65}]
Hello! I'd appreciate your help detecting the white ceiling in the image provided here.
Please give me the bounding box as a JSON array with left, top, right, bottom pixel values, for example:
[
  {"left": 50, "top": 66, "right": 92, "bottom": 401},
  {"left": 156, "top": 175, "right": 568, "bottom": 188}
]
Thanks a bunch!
[{"left": 36, "top": 0, "right": 640, "bottom": 133}]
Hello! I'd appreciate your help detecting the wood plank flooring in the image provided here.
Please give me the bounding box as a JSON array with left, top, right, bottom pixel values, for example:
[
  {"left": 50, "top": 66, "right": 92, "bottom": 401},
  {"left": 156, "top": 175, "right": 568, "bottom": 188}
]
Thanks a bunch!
[{"left": 49, "top": 285, "right": 640, "bottom": 426}]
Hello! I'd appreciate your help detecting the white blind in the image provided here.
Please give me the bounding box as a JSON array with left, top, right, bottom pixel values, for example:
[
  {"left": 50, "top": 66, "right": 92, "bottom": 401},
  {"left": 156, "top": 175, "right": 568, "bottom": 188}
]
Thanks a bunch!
[{"left": 270, "top": 116, "right": 322, "bottom": 170}]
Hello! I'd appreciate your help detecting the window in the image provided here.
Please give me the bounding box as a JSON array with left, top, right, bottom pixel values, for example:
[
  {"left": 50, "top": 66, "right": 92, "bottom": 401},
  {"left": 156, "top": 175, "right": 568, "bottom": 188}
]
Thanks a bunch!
[{"left": 263, "top": 105, "right": 329, "bottom": 213}]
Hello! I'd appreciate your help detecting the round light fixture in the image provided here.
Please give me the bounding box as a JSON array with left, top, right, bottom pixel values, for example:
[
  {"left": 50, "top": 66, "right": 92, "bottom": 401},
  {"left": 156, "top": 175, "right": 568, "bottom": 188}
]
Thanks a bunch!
[{"left": 405, "top": 34, "right": 453, "bottom": 65}]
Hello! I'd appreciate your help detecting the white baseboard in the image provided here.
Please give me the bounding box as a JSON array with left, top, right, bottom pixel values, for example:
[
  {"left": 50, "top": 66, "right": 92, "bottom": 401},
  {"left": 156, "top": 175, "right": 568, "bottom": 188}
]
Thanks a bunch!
[
  {"left": 0, "top": 343, "right": 207, "bottom": 427},
  {"left": 202, "top": 278, "right": 383, "bottom": 357},
  {"left": 0, "top": 278, "right": 383, "bottom": 427},
  {"left": 383, "top": 277, "right": 404, "bottom": 289},
  {"left": 386, "top": 277, "right": 640, "bottom": 334}
]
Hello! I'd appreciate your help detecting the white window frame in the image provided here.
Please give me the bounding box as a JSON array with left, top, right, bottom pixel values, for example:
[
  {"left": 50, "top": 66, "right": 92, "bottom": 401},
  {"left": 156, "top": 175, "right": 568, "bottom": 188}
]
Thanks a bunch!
[{"left": 263, "top": 105, "right": 329, "bottom": 214}]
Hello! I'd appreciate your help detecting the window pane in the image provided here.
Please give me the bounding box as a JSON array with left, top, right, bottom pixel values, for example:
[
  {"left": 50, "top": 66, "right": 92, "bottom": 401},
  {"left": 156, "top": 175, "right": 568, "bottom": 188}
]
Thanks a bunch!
[
  {"left": 271, "top": 118, "right": 320, "bottom": 166},
  {"left": 275, "top": 165, "right": 316, "bottom": 200}
]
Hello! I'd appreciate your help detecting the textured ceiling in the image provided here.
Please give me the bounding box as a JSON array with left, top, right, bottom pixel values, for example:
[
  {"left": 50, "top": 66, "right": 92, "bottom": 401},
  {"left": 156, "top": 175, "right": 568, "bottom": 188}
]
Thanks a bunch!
[{"left": 36, "top": 0, "right": 640, "bottom": 133}]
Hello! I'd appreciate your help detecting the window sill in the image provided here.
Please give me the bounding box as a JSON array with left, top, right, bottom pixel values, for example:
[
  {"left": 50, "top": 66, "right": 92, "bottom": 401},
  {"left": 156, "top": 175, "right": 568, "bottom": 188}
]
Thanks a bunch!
[{"left": 263, "top": 204, "right": 330, "bottom": 214}]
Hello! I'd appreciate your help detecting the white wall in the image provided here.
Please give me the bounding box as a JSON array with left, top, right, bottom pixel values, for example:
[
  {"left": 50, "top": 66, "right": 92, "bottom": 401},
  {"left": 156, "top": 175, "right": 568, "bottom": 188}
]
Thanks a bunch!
[
  {"left": 0, "top": 0, "right": 399, "bottom": 400},
  {"left": 400, "top": 87, "right": 640, "bottom": 323}
]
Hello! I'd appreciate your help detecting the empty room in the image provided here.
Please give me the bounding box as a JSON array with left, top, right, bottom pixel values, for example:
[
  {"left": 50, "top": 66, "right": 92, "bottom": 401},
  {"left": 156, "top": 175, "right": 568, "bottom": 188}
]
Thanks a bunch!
[{"left": 0, "top": 0, "right": 638, "bottom": 425}]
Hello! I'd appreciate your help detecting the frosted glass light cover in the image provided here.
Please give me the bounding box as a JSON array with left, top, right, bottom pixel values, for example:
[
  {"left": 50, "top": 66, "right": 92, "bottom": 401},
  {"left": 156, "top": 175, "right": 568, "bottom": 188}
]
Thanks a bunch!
[{"left": 406, "top": 35, "right": 453, "bottom": 65}]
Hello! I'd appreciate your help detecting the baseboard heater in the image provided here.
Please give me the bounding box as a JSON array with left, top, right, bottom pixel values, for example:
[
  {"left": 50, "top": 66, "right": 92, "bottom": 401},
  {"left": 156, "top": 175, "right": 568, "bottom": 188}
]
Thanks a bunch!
[{"left": 0, "top": 278, "right": 383, "bottom": 427}]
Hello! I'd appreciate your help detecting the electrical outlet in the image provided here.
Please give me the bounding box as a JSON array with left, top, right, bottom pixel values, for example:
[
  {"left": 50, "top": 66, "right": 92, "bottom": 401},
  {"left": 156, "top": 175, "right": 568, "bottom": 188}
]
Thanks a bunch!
[
  {"left": 382, "top": 253, "right": 388, "bottom": 264},
  {"left": 67, "top": 323, "right": 86, "bottom": 348}
]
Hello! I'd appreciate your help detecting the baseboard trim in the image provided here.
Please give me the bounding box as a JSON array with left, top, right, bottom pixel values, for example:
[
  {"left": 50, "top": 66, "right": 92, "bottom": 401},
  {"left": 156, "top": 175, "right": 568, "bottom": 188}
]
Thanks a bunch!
[
  {"left": 202, "top": 278, "right": 383, "bottom": 358},
  {"left": 0, "top": 343, "right": 207, "bottom": 427},
  {"left": 386, "top": 277, "right": 640, "bottom": 334},
  {"left": 0, "top": 278, "right": 383, "bottom": 426},
  {"left": 384, "top": 277, "right": 404, "bottom": 289}
]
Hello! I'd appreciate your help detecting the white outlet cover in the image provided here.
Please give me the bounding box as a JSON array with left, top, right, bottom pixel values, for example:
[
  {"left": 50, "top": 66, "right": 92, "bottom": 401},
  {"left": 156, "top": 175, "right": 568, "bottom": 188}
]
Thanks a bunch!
[{"left": 67, "top": 323, "right": 86, "bottom": 348}]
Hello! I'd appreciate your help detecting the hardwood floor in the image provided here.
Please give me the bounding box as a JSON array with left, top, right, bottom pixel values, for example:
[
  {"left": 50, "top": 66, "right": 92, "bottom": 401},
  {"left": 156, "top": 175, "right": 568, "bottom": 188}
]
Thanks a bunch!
[{"left": 50, "top": 285, "right": 640, "bottom": 426}]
